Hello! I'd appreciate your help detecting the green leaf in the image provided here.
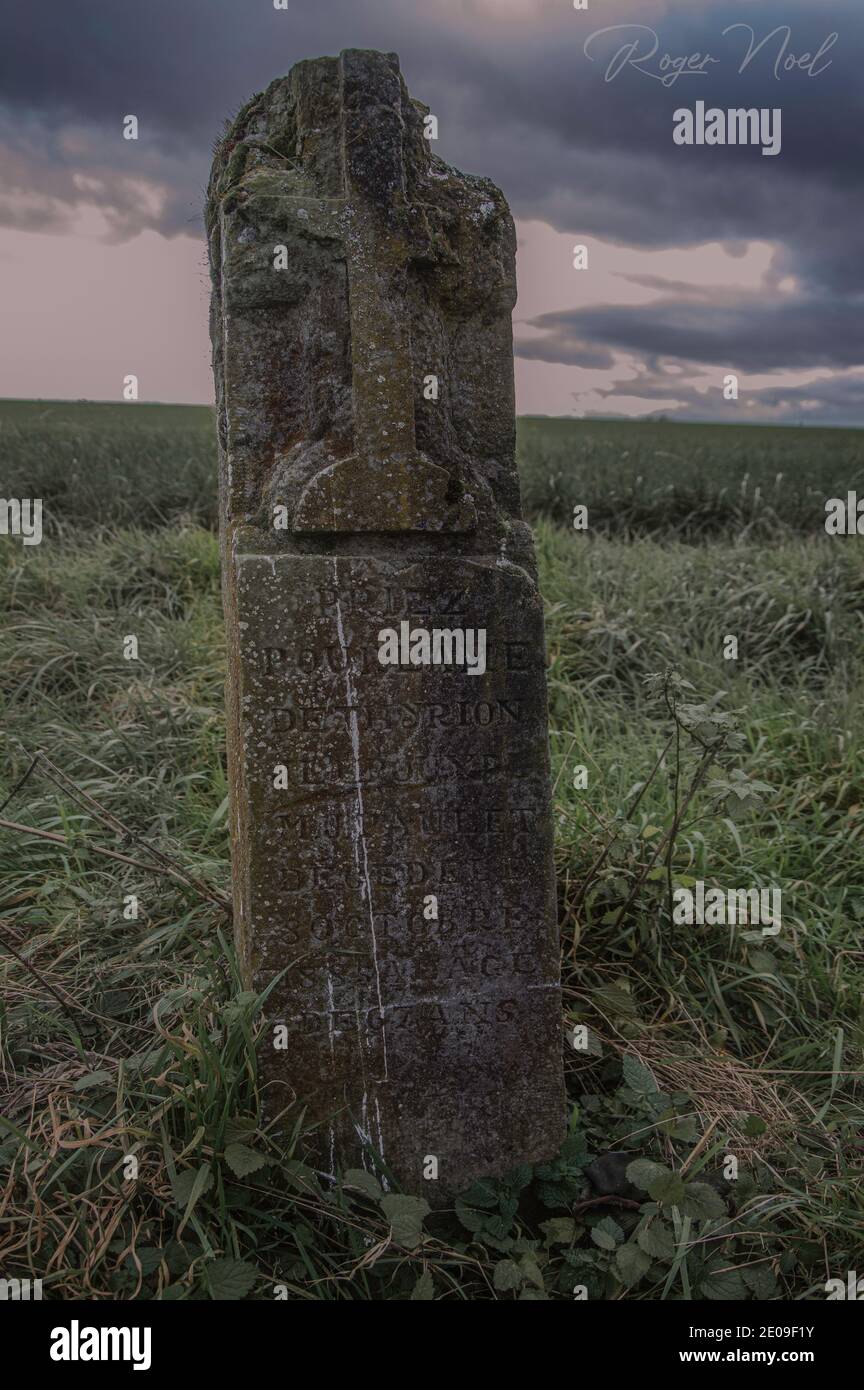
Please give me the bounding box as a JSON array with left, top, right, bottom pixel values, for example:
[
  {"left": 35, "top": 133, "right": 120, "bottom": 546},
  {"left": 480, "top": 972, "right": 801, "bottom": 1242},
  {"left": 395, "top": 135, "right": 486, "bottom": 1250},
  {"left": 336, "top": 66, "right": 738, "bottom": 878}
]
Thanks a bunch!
[
  {"left": 591, "top": 983, "right": 639, "bottom": 1018},
  {"left": 519, "top": 1253, "right": 545, "bottom": 1290},
  {"left": 454, "top": 1198, "right": 488, "bottom": 1233},
  {"left": 622, "top": 1055, "right": 658, "bottom": 1096},
  {"left": 204, "top": 1257, "right": 258, "bottom": 1300},
  {"left": 172, "top": 1163, "right": 213, "bottom": 1222},
  {"left": 681, "top": 1181, "right": 726, "bottom": 1222},
  {"left": 749, "top": 949, "right": 778, "bottom": 975},
  {"left": 590, "top": 1215, "right": 624, "bottom": 1251},
  {"left": 615, "top": 1242, "right": 651, "bottom": 1286},
  {"left": 483, "top": 1234, "right": 515, "bottom": 1254},
  {"left": 380, "top": 1194, "right": 430, "bottom": 1249},
  {"left": 162, "top": 1239, "right": 195, "bottom": 1277},
  {"left": 626, "top": 1158, "right": 669, "bottom": 1193},
  {"left": 343, "top": 1168, "right": 383, "bottom": 1199},
  {"left": 72, "top": 1070, "right": 114, "bottom": 1091},
  {"left": 536, "top": 1180, "right": 577, "bottom": 1209},
  {"left": 224, "top": 1142, "right": 269, "bottom": 1177},
  {"left": 647, "top": 1170, "right": 686, "bottom": 1206},
  {"left": 663, "top": 1115, "right": 700, "bottom": 1143},
  {"left": 637, "top": 1220, "right": 676, "bottom": 1260},
  {"left": 283, "top": 1159, "right": 320, "bottom": 1193},
  {"left": 540, "top": 1217, "right": 576, "bottom": 1247},
  {"left": 411, "top": 1270, "right": 435, "bottom": 1301},
  {"left": 742, "top": 1265, "right": 778, "bottom": 1299},
  {"left": 493, "top": 1259, "right": 523, "bottom": 1291},
  {"left": 700, "top": 1265, "right": 747, "bottom": 1300},
  {"left": 513, "top": 1238, "right": 541, "bottom": 1256},
  {"left": 559, "top": 1132, "right": 590, "bottom": 1165},
  {"left": 461, "top": 1177, "right": 500, "bottom": 1208},
  {"left": 98, "top": 989, "right": 132, "bottom": 1017},
  {"left": 129, "top": 1246, "right": 163, "bottom": 1277},
  {"left": 503, "top": 1164, "right": 533, "bottom": 1191},
  {"left": 742, "top": 1114, "right": 768, "bottom": 1138},
  {"left": 485, "top": 1211, "right": 518, "bottom": 1240},
  {"left": 224, "top": 1115, "right": 258, "bottom": 1145}
]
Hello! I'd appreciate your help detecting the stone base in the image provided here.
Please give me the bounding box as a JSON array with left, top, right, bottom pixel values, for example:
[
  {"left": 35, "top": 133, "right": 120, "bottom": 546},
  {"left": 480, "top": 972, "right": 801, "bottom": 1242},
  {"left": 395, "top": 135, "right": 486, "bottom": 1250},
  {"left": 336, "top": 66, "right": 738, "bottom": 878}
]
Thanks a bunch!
[{"left": 227, "top": 552, "right": 566, "bottom": 1193}]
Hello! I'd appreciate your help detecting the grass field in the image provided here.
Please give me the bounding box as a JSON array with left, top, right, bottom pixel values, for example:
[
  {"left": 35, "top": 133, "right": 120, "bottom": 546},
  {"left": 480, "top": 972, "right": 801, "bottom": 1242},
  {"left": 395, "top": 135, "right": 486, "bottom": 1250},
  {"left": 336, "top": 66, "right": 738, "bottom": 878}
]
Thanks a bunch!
[{"left": 1, "top": 401, "right": 862, "bottom": 1301}]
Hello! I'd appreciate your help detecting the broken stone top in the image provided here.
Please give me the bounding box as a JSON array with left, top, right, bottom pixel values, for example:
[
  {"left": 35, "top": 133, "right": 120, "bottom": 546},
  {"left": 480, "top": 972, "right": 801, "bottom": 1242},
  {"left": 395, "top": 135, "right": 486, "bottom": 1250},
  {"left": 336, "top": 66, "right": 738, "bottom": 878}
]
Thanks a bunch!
[
  {"left": 207, "top": 49, "right": 526, "bottom": 552},
  {"left": 211, "top": 50, "right": 430, "bottom": 210}
]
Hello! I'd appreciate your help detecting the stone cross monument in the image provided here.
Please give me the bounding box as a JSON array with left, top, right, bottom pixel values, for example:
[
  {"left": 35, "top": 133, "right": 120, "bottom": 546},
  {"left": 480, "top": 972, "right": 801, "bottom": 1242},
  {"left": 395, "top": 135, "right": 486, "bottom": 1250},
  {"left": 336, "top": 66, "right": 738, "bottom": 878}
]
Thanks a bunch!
[{"left": 207, "top": 48, "right": 565, "bottom": 1195}]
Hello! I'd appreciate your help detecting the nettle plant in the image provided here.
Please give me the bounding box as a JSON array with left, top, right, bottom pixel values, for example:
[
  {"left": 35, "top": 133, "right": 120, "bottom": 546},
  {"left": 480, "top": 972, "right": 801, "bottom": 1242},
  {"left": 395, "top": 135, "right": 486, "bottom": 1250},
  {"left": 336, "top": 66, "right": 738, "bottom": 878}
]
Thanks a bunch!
[
  {"left": 573, "top": 669, "right": 772, "bottom": 937},
  {"left": 559, "top": 1062, "right": 773, "bottom": 1301},
  {"left": 429, "top": 1060, "right": 772, "bottom": 1300}
]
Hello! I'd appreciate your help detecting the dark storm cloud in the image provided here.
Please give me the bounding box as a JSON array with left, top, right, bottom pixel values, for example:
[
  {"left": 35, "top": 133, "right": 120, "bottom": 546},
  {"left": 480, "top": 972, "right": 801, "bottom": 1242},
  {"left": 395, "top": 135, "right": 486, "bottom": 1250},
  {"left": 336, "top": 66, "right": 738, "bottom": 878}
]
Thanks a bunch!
[
  {"left": 588, "top": 367, "right": 864, "bottom": 427},
  {"left": 519, "top": 291, "right": 862, "bottom": 373},
  {"left": 517, "top": 336, "right": 616, "bottom": 371},
  {"left": 0, "top": 108, "right": 207, "bottom": 238},
  {"left": 2, "top": 1, "right": 859, "bottom": 239},
  {"left": 0, "top": 0, "right": 860, "bottom": 414}
]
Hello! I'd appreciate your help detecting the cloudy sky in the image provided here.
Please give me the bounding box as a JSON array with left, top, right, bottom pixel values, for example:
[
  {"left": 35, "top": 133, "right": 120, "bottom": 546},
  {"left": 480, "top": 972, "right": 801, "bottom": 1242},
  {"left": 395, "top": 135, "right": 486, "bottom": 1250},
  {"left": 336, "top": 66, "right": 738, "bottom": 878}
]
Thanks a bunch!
[{"left": 1, "top": 0, "right": 860, "bottom": 423}]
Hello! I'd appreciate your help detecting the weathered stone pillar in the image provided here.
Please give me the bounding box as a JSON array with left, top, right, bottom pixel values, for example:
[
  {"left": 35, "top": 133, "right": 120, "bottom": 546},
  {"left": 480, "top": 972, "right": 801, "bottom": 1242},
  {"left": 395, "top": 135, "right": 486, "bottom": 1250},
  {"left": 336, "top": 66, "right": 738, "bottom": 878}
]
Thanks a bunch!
[{"left": 207, "top": 48, "right": 565, "bottom": 1194}]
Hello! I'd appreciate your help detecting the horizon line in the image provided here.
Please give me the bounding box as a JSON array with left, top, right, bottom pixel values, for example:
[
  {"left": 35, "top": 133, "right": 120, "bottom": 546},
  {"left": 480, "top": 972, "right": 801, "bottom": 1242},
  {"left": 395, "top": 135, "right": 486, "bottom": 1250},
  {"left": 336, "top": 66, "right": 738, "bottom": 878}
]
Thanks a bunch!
[{"left": 1, "top": 398, "right": 861, "bottom": 431}]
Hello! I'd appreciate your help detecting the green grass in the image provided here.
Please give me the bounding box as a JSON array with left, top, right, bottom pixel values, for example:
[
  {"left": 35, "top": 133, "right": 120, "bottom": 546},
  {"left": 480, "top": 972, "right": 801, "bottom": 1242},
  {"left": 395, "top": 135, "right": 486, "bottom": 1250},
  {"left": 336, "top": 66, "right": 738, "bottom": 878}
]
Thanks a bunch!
[
  {"left": 0, "top": 400, "right": 216, "bottom": 533},
  {"left": 0, "top": 402, "right": 862, "bottom": 1301},
  {"left": 4, "top": 401, "right": 863, "bottom": 539},
  {"left": 519, "top": 416, "right": 864, "bottom": 538}
]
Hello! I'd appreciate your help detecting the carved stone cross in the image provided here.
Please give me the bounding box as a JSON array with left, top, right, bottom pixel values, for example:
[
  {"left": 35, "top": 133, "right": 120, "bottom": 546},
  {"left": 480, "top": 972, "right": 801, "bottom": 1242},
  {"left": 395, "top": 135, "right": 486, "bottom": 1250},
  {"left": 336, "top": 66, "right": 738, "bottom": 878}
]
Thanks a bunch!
[{"left": 244, "top": 50, "right": 476, "bottom": 533}]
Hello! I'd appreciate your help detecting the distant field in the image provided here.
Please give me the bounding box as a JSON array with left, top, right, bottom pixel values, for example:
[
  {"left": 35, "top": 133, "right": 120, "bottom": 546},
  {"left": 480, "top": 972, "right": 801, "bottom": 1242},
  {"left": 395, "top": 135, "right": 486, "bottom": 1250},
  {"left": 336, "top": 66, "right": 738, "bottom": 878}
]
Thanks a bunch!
[
  {"left": 0, "top": 400, "right": 214, "bottom": 428},
  {"left": 3, "top": 400, "right": 862, "bottom": 538},
  {"left": 518, "top": 415, "right": 864, "bottom": 538},
  {"left": 0, "top": 400, "right": 217, "bottom": 531},
  {"left": 1, "top": 400, "right": 862, "bottom": 1301}
]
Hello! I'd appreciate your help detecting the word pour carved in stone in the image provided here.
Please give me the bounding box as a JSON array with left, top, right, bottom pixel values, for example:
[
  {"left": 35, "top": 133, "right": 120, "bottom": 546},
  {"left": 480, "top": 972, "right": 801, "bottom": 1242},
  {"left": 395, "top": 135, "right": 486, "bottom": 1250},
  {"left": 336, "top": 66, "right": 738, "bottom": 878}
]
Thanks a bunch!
[{"left": 207, "top": 48, "right": 565, "bottom": 1196}]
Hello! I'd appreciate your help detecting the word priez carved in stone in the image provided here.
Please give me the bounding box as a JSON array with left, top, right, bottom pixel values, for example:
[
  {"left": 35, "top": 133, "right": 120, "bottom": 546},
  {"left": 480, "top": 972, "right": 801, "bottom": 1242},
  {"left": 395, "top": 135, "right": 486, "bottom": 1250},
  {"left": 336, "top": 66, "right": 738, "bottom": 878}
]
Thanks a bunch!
[
  {"left": 377, "top": 623, "right": 487, "bottom": 674},
  {"left": 255, "top": 585, "right": 477, "bottom": 619}
]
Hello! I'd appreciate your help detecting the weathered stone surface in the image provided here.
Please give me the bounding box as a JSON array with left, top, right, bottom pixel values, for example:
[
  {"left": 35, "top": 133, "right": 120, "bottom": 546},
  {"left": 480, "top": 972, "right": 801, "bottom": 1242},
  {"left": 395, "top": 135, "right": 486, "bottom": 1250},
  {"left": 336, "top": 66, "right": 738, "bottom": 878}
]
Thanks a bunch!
[{"left": 207, "top": 48, "right": 565, "bottom": 1193}]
